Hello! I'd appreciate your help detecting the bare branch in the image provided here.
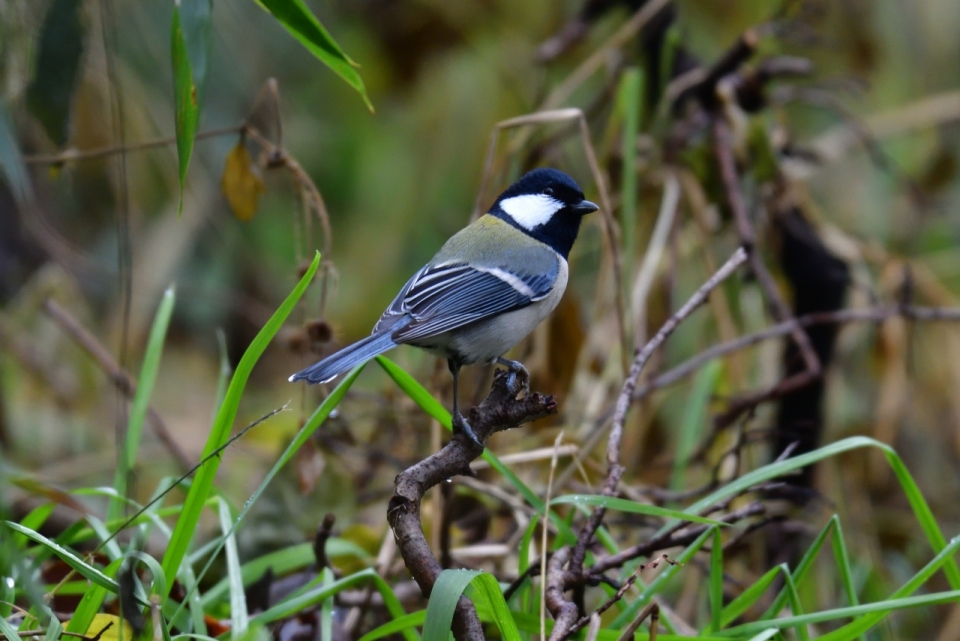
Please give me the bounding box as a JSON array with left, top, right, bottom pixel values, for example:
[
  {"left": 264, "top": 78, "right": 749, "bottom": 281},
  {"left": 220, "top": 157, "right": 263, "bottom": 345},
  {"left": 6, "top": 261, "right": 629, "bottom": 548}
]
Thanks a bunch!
[{"left": 388, "top": 371, "right": 558, "bottom": 641}]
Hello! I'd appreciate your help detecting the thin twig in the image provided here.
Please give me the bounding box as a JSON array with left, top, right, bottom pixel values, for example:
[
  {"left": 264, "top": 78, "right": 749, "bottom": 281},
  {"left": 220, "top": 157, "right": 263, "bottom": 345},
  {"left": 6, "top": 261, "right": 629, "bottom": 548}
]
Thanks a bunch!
[
  {"left": 94, "top": 404, "right": 288, "bottom": 553},
  {"left": 633, "top": 305, "right": 960, "bottom": 402},
  {"left": 547, "top": 248, "right": 747, "bottom": 640},
  {"left": 24, "top": 126, "right": 244, "bottom": 164},
  {"left": 569, "top": 247, "right": 748, "bottom": 572},
  {"left": 711, "top": 117, "right": 821, "bottom": 379},
  {"left": 42, "top": 298, "right": 191, "bottom": 471}
]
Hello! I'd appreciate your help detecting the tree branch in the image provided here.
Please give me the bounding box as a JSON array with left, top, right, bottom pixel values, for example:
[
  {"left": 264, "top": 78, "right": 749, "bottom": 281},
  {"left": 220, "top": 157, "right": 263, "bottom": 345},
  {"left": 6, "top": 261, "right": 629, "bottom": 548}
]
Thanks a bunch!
[{"left": 387, "top": 370, "right": 558, "bottom": 641}]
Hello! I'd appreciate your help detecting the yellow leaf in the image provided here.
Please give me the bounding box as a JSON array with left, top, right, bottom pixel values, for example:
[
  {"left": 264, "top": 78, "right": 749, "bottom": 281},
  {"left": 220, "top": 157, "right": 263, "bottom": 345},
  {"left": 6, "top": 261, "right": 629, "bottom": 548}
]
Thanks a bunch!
[
  {"left": 66, "top": 614, "right": 132, "bottom": 641},
  {"left": 221, "top": 141, "right": 265, "bottom": 221}
]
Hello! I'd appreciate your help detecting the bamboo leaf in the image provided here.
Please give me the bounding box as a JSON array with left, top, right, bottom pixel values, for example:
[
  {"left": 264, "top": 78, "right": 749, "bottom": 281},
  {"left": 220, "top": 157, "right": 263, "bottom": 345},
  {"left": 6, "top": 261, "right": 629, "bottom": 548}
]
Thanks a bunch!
[
  {"left": 170, "top": 0, "right": 211, "bottom": 216},
  {"left": 254, "top": 0, "right": 373, "bottom": 112},
  {"left": 26, "top": 0, "right": 84, "bottom": 147},
  {"left": 0, "top": 101, "right": 32, "bottom": 204}
]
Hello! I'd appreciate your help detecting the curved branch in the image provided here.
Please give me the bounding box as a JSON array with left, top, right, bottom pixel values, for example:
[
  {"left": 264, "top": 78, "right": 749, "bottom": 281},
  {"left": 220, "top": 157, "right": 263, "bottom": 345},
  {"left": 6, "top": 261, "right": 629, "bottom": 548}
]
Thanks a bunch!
[{"left": 387, "top": 370, "right": 558, "bottom": 641}]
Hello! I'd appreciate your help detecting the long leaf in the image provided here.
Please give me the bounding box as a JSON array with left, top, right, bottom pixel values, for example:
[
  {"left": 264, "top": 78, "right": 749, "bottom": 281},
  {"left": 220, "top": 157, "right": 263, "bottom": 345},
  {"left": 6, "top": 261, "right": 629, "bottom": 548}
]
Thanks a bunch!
[
  {"left": 254, "top": 0, "right": 372, "bottom": 111},
  {"left": 617, "top": 66, "right": 643, "bottom": 285},
  {"left": 111, "top": 286, "right": 175, "bottom": 521},
  {"left": 551, "top": 495, "right": 724, "bottom": 526},
  {"left": 200, "top": 539, "right": 369, "bottom": 608},
  {"left": 465, "top": 573, "right": 522, "bottom": 641},
  {"left": 5, "top": 522, "right": 117, "bottom": 592},
  {"left": 359, "top": 610, "right": 427, "bottom": 641},
  {"left": 676, "top": 437, "right": 960, "bottom": 588},
  {"left": 422, "top": 570, "right": 481, "bottom": 641},
  {"left": 160, "top": 252, "right": 321, "bottom": 592},
  {"left": 217, "top": 499, "right": 248, "bottom": 640},
  {"left": 0, "top": 101, "right": 31, "bottom": 204},
  {"left": 718, "top": 589, "right": 960, "bottom": 639},
  {"left": 170, "top": 0, "right": 211, "bottom": 216},
  {"left": 170, "top": 365, "right": 369, "bottom": 624},
  {"left": 250, "top": 568, "right": 411, "bottom": 637}
]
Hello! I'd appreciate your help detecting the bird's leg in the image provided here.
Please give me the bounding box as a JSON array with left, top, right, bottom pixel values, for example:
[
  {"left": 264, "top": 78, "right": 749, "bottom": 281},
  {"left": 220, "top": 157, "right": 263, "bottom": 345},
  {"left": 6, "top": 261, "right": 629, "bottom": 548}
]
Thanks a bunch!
[
  {"left": 495, "top": 357, "right": 530, "bottom": 396},
  {"left": 448, "top": 359, "right": 483, "bottom": 448}
]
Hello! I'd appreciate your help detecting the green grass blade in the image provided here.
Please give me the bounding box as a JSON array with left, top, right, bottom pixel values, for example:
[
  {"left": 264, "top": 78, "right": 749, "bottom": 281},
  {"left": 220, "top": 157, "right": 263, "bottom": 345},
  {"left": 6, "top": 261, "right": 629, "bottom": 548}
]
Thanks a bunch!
[
  {"left": 111, "top": 286, "right": 175, "bottom": 522},
  {"left": 423, "top": 569, "right": 481, "bottom": 641},
  {"left": 13, "top": 503, "right": 55, "bottom": 549},
  {"left": 617, "top": 67, "right": 643, "bottom": 285},
  {"left": 761, "top": 517, "right": 837, "bottom": 620},
  {"left": 217, "top": 498, "right": 248, "bottom": 640},
  {"left": 160, "top": 252, "right": 321, "bottom": 593},
  {"left": 718, "top": 566, "right": 780, "bottom": 629},
  {"left": 676, "top": 437, "right": 960, "bottom": 588},
  {"left": 320, "top": 567, "right": 334, "bottom": 641},
  {"left": 250, "top": 568, "right": 415, "bottom": 641},
  {"left": 200, "top": 539, "right": 368, "bottom": 608},
  {"left": 551, "top": 495, "right": 725, "bottom": 526},
  {"left": 467, "top": 573, "right": 522, "bottom": 641},
  {"left": 254, "top": 0, "right": 372, "bottom": 111},
  {"left": 212, "top": 328, "right": 232, "bottom": 419},
  {"left": 814, "top": 535, "right": 960, "bottom": 641},
  {"left": 5, "top": 522, "right": 117, "bottom": 592},
  {"left": 0, "top": 613, "right": 22, "bottom": 641},
  {"left": 358, "top": 610, "right": 427, "bottom": 641},
  {"left": 171, "top": 364, "right": 366, "bottom": 622},
  {"left": 376, "top": 355, "right": 449, "bottom": 425},
  {"left": 709, "top": 527, "right": 723, "bottom": 631},
  {"left": 671, "top": 360, "right": 721, "bottom": 491},
  {"left": 719, "top": 589, "right": 960, "bottom": 639},
  {"left": 831, "top": 518, "right": 861, "bottom": 621},
  {"left": 43, "top": 614, "right": 61, "bottom": 641}
]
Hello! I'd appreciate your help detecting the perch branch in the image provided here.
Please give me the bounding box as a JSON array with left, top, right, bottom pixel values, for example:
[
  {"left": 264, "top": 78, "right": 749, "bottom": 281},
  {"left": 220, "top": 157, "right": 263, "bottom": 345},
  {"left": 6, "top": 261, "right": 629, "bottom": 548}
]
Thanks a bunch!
[{"left": 387, "top": 370, "right": 558, "bottom": 641}]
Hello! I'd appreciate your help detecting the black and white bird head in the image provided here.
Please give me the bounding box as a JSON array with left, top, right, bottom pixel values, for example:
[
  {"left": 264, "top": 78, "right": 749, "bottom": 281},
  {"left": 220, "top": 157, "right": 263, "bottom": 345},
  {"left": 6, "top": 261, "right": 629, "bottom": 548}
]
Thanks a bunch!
[{"left": 490, "top": 168, "right": 599, "bottom": 258}]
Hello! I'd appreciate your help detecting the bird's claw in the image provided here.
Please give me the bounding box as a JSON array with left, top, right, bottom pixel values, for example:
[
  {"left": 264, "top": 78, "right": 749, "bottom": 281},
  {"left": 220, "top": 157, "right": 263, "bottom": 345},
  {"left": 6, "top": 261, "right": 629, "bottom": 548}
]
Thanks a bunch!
[
  {"left": 497, "top": 359, "right": 530, "bottom": 396},
  {"left": 453, "top": 411, "right": 484, "bottom": 449}
]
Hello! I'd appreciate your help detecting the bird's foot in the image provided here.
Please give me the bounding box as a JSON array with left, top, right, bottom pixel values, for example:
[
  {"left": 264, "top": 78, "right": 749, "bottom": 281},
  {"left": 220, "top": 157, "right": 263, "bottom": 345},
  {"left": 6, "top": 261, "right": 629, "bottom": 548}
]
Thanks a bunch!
[
  {"left": 496, "top": 358, "right": 530, "bottom": 396},
  {"left": 453, "top": 411, "right": 484, "bottom": 449}
]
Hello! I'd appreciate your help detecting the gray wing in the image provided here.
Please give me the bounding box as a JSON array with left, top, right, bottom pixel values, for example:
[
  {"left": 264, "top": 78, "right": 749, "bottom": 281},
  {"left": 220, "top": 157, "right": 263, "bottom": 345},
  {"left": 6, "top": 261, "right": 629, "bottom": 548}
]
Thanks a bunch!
[{"left": 373, "top": 260, "right": 558, "bottom": 342}]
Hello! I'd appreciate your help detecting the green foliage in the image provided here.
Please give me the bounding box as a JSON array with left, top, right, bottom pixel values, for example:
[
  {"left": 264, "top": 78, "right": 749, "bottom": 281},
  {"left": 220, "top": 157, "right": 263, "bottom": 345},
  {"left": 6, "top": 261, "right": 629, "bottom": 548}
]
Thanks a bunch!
[
  {"left": 160, "top": 252, "right": 320, "bottom": 592},
  {"left": 254, "top": 0, "right": 373, "bottom": 111},
  {"left": 111, "top": 286, "right": 176, "bottom": 522},
  {"left": 170, "top": 0, "right": 211, "bottom": 217},
  {"left": 26, "top": 0, "right": 83, "bottom": 147}
]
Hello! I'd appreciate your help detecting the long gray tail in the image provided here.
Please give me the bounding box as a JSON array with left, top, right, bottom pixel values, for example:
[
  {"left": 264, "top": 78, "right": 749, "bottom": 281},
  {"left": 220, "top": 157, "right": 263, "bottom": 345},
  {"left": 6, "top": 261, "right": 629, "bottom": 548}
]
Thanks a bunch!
[{"left": 289, "top": 329, "right": 398, "bottom": 384}]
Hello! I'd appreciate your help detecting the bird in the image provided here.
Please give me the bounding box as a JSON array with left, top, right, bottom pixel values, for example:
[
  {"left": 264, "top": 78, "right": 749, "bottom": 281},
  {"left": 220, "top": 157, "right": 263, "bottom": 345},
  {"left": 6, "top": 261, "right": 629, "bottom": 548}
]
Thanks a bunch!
[{"left": 289, "top": 167, "right": 598, "bottom": 446}]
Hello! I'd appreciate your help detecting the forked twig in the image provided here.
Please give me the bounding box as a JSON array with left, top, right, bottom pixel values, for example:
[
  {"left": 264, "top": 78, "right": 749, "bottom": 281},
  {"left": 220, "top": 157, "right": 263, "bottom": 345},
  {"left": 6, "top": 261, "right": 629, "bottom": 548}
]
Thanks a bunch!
[{"left": 546, "top": 247, "right": 748, "bottom": 640}]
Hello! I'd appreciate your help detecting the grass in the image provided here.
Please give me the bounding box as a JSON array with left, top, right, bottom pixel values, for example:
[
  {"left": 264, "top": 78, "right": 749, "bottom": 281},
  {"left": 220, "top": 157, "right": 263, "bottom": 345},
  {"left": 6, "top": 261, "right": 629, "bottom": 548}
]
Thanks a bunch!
[{"left": 3, "top": 260, "right": 959, "bottom": 641}]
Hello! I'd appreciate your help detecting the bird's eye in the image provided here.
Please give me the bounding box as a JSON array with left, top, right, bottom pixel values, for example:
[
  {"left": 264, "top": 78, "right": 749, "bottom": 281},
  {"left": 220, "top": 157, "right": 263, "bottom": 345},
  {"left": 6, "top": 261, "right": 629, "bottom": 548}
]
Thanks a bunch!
[{"left": 543, "top": 187, "right": 554, "bottom": 196}]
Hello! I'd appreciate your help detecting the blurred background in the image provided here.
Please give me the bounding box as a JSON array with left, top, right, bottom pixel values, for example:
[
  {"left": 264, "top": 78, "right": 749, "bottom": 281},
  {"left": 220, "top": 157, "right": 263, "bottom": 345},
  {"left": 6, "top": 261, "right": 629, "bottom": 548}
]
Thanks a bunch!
[{"left": 5, "top": 0, "right": 960, "bottom": 637}]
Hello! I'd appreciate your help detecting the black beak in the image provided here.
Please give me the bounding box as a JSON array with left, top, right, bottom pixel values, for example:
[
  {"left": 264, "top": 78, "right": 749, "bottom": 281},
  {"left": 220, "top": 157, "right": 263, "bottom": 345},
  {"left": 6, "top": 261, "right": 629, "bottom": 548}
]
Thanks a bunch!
[{"left": 572, "top": 199, "right": 599, "bottom": 215}]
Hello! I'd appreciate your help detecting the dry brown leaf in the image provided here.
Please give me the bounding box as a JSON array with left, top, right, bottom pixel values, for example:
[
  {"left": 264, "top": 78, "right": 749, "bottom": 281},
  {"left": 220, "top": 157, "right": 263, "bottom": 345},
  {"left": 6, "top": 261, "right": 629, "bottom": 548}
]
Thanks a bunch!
[{"left": 221, "top": 140, "right": 264, "bottom": 221}]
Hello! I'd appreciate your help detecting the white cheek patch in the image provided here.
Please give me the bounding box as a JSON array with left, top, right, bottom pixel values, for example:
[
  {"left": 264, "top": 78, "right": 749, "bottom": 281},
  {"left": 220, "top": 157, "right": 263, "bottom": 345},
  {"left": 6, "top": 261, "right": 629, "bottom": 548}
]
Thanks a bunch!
[{"left": 499, "top": 194, "right": 564, "bottom": 230}]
